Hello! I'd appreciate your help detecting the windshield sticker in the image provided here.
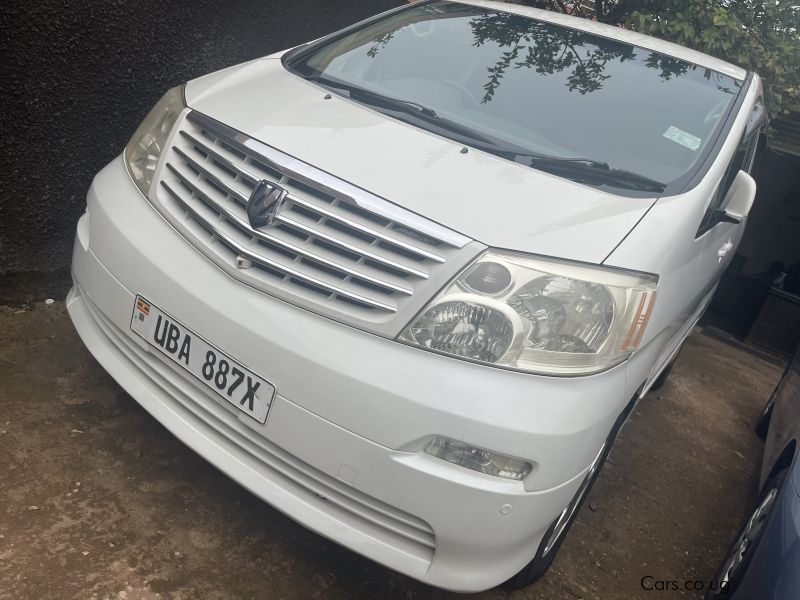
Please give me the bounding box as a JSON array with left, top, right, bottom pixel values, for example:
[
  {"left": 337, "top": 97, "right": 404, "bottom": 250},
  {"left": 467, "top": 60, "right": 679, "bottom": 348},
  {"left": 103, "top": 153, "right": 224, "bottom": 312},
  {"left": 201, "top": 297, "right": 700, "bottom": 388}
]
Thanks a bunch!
[{"left": 663, "top": 126, "right": 702, "bottom": 151}]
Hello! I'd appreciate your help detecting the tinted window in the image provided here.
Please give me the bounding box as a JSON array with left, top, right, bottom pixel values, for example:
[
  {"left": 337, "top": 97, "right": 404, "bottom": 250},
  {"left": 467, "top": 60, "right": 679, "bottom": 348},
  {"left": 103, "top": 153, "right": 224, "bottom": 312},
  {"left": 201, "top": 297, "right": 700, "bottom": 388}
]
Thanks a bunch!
[{"left": 287, "top": 2, "right": 743, "bottom": 194}]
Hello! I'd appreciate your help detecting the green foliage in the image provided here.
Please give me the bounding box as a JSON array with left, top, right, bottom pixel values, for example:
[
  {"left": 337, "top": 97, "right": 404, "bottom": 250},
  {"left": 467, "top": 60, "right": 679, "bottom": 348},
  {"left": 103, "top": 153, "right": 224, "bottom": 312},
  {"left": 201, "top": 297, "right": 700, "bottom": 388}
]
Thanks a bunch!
[
  {"left": 470, "top": 13, "right": 637, "bottom": 101},
  {"left": 623, "top": 0, "right": 800, "bottom": 122},
  {"left": 468, "top": 12, "right": 692, "bottom": 102},
  {"left": 515, "top": 0, "right": 635, "bottom": 23},
  {"left": 515, "top": 0, "right": 799, "bottom": 133}
]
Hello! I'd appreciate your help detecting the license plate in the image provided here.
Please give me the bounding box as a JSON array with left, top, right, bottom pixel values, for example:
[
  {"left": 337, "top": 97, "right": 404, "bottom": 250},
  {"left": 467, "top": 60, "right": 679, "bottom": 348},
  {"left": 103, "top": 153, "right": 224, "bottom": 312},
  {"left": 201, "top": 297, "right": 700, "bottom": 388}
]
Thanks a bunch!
[{"left": 130, "top": 296, "right": 275, "bottom": 423}]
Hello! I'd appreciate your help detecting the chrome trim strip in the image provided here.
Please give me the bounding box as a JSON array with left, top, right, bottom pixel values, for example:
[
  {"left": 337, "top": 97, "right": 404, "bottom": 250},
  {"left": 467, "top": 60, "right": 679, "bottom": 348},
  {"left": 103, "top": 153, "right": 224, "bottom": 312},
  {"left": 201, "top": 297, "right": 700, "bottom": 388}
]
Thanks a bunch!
[
  {"left": 161, "top": 181, "right": 398, "bottom": 312},
  {"left": 165, "top": 163, "right": 414, "bottom": 296},
  {"left": 175, "top": 143, "right": 446, "bottom": 264},
  {"left": 186, "top": 110, "right": 471, "bottom": 249},
  {"left": 282, "top": 192, "right": 446, "bottom": 264}
]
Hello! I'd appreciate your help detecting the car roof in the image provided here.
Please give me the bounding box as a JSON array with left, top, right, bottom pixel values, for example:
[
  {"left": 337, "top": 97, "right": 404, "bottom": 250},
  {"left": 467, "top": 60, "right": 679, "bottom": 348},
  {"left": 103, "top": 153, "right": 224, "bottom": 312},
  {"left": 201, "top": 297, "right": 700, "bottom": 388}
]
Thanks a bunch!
[{"left": 451, "top": 0, "right": 747, "bottom": 80}]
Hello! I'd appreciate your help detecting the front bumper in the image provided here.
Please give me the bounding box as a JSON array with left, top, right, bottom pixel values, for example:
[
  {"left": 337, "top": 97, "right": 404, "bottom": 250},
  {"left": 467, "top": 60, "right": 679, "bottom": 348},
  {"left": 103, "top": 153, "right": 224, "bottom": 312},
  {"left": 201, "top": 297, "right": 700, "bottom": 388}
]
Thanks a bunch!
[{"left": 68, "top": 156, "right": 638, "bottom": 591}]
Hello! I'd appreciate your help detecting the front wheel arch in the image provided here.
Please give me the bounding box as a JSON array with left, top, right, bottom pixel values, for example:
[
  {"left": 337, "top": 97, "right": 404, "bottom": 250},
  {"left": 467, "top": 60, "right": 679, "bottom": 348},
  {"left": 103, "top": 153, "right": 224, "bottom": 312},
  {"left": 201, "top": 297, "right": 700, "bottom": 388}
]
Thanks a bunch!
[{"left": 502, "top": 392, "right": 639, "bottom": 589}]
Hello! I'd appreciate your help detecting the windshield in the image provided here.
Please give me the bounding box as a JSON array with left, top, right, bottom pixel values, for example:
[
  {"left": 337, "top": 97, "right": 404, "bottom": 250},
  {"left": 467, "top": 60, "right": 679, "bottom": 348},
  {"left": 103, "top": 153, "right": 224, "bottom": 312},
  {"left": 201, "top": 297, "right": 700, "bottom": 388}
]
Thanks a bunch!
[{"left": 286, "top": 1, "right": 742, "bottom": 194}]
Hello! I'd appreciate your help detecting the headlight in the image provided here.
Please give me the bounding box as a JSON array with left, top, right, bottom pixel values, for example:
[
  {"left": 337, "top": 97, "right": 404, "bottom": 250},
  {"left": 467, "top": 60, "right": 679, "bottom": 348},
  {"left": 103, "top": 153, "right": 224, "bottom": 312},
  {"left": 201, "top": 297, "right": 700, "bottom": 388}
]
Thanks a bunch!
[
  {"left": 399, "top": 250, "right": 657, "bottom": 375},
  {"left": 124, "top": 86, "right": 185, "bottom": 196}
]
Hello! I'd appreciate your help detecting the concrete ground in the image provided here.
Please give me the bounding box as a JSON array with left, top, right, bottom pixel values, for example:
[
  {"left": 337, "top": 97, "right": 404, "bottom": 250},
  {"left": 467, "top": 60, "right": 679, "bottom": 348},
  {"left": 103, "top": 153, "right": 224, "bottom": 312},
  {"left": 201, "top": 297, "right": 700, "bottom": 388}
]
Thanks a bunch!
[{"left": 0, "top": 301, "right": 784, "bottom": 600}]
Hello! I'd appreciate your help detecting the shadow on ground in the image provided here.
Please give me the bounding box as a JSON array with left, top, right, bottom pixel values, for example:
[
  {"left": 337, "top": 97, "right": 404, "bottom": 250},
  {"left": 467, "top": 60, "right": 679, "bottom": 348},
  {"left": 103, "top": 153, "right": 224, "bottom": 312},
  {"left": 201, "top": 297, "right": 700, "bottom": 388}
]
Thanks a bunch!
[{"left": 0, "top": 302, "right": 783, "bottom": 599}]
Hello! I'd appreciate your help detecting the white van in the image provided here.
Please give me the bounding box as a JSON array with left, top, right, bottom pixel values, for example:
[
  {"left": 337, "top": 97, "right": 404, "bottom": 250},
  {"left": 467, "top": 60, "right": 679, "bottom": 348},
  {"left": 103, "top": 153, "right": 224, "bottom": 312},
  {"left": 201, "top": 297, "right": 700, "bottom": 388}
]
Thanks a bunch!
[{"left": 68, "top": 0, "right": 766, "bottom": 591}]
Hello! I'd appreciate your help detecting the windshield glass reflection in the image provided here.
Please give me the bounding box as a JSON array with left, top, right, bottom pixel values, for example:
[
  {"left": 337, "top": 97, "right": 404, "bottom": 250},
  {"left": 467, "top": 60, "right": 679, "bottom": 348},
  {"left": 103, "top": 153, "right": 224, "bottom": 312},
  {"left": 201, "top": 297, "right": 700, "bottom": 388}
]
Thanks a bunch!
[{"left": 290, "top": 2, "right": 741, "bottom": 192}]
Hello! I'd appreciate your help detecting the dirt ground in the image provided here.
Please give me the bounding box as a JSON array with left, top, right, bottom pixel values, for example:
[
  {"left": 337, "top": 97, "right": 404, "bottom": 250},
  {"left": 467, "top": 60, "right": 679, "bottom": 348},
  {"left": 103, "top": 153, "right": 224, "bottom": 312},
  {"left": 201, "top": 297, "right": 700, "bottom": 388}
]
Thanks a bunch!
[{"left": 0, "top": 301, "right": 784, "bottom": 600}]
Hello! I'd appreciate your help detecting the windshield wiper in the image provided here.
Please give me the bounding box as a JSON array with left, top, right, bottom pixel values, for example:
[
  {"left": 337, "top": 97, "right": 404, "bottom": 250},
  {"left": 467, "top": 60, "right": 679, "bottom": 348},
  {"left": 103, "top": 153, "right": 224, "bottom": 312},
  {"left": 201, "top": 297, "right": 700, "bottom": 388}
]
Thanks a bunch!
[
  {"left": 306, "top": 75, "right": 509, "bottom": 146},
  {"left": 589, "top": 167, "right": 665, "bottom": 193},
  {"left": 464, "top": 140, "right": 665, "bottom": 193},
  {"left": 304, "top": 75, "right": 665, "bottom": 193},
  {"left": 525, "top": 158, "right": 666, "bottom": 193},
  {"left": 306, "top": 75, "right": 439, "bottom": 118}
]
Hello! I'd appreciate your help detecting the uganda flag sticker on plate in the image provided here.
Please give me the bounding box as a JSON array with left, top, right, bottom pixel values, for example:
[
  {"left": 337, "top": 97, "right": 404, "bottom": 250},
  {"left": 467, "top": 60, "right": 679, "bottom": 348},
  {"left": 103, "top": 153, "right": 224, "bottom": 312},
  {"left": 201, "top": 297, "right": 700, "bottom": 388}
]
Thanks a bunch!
[{"left": 135, "top": 297, "right": 151, "bottom": 322}]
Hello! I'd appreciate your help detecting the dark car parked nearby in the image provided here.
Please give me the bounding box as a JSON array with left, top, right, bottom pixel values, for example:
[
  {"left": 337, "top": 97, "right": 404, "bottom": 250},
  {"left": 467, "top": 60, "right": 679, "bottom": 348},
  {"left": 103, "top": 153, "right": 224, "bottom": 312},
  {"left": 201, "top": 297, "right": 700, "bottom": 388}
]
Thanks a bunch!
[{"left": 708, "top": 347, "right": 800, "bottom": 598}]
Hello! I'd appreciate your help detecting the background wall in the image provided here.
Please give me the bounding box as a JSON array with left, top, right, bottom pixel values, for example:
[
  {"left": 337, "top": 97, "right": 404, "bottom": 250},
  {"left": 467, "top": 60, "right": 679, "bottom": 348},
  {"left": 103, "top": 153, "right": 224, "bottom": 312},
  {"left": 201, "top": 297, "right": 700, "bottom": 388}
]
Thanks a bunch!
[
  {"left": 0, "top": 0, "right": 400, "bottom": 292},
  {"left": 737, "top": 149, "right": 800, "bottom": 274}
]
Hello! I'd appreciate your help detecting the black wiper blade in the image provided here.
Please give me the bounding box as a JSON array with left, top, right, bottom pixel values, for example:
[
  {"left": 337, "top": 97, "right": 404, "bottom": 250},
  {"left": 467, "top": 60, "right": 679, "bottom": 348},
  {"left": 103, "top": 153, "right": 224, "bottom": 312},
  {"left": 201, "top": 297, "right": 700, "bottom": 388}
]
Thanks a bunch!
[
  {"left": 305, "top": 76, "right": 523, "bottom": 148},
  {"left": 475, "top": 142, "right": 665, "bottom": 192},
  {"left": 306, "top": 75, "right": 439, "bottom": 118},
  {"left": 450, "top": 138, "right": 611, "bottom": 170},
  {"left": 527, "top": 159, "right": 666, "bottom": 192},
  {"left": 526, "top": 155, "right": 610, "bottom": 170},
  {"left": 351, "top": 88, "right": 439, "bottom": 119},
  {"left": 596, "top": 167, "right": 666, "bottom": 193},
  {"left": 304, "top": 75, "right": 665, "bottom": 193}
]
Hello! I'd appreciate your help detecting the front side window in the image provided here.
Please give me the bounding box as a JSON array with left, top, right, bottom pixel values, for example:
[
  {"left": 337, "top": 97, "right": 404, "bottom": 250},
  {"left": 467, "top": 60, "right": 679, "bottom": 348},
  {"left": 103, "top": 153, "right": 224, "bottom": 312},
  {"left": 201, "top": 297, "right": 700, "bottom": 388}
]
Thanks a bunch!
[
  {"left": 699, "top": 108, "right": 764, "bottom": 234},
  {"left": 286, "top": 1, "right": 744, "bottom": 196}
]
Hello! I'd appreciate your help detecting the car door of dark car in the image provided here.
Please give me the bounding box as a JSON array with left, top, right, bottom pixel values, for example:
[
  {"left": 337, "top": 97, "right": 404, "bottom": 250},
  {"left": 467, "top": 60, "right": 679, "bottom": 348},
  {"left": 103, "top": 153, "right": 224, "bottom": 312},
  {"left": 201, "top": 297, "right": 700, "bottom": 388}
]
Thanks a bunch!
[{"left": 762, "top": 346, "right": 800, "bottom": 489}]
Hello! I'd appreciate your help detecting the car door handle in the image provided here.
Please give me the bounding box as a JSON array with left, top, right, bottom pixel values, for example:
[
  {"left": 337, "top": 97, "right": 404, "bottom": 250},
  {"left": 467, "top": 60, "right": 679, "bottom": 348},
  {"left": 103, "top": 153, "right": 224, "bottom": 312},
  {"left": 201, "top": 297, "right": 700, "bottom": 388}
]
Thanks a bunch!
[{"left": 717, "top": 241, "right": 734, "bottom": 257}]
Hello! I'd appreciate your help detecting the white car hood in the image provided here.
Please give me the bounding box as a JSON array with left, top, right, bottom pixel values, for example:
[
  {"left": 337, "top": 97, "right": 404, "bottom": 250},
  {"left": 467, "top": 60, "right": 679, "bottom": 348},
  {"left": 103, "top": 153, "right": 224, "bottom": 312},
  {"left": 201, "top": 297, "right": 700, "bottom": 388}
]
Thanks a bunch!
[{"left": 185, "top": 58, "right": 656, "bottom": 264}]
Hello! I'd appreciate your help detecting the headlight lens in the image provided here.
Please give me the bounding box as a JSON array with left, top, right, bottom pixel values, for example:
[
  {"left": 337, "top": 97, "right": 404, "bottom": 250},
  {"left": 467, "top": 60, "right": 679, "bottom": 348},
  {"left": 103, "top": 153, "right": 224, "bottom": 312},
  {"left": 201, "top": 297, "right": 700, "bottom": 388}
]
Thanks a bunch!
[
  {"left": 124, "top": 86, "right": 185, "bottom": 196},
  {"left": 399, "top": 250, "right": 657, "bottom": 375},
  {"left": 409, "top": 300, "right": 516, "bottom": 363}
]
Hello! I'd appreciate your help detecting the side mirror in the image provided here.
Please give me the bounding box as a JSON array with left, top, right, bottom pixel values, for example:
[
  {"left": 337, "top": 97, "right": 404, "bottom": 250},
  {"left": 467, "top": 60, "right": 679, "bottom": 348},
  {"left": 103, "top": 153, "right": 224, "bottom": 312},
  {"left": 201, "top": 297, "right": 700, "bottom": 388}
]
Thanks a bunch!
[
  {"left": 722, "top": 170, "right": 756, "bottom": 223},
  {"left": 712, "top": 170, "right": 756, "bottom": 226}
]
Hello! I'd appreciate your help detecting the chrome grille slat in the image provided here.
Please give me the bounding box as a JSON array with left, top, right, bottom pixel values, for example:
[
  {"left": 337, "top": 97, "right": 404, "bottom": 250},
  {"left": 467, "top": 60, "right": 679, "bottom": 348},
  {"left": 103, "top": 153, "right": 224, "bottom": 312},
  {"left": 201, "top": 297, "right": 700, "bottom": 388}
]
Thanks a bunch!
[
  {"left": 178, "top": 131, "right": 445, "bottom": 263},
  {"left": 273, "top": 214, "right": 428, "bottom": 279},
  {"left": 188, "top": 110, "right": 470, "bottom": 249},
  {"left": 173, "top": 146, "right": 250, "bottom": 204},
  {"left": 165, "top": 164, "right": 414, "bottom": 296},
  {"left": 162, "top": 181, "right": 398, "bottom": 312},
  {"left": 175, "top": 140, "right": 444, "bottom": 265},
  {"left": 179, "top": 130, "right": 262, "bottom": 186},
  {"left": 285, "top": 194, "right": 446, "bottom": 263},
  {"left": 154, "top": 110, "right": 479, "bottom": 331}
]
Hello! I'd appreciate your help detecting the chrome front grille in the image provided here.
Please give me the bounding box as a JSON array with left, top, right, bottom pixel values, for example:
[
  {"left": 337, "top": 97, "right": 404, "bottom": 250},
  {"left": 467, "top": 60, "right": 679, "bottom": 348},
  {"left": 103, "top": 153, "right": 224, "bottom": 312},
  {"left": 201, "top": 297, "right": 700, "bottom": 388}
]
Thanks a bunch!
[{"left": 153, "top": 110, "right": 478, "bottom": 335}]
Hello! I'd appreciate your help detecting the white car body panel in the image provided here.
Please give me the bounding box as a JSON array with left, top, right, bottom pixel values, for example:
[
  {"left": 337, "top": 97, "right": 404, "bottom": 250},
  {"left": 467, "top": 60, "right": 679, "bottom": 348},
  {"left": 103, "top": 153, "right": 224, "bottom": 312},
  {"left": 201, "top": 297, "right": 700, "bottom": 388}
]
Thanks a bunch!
[
  {"left": 185, "top": 58, "right": 656, "bottom": 265},
  {"left": 606, "top": 75, "right": 761, "bottom": 369}
]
